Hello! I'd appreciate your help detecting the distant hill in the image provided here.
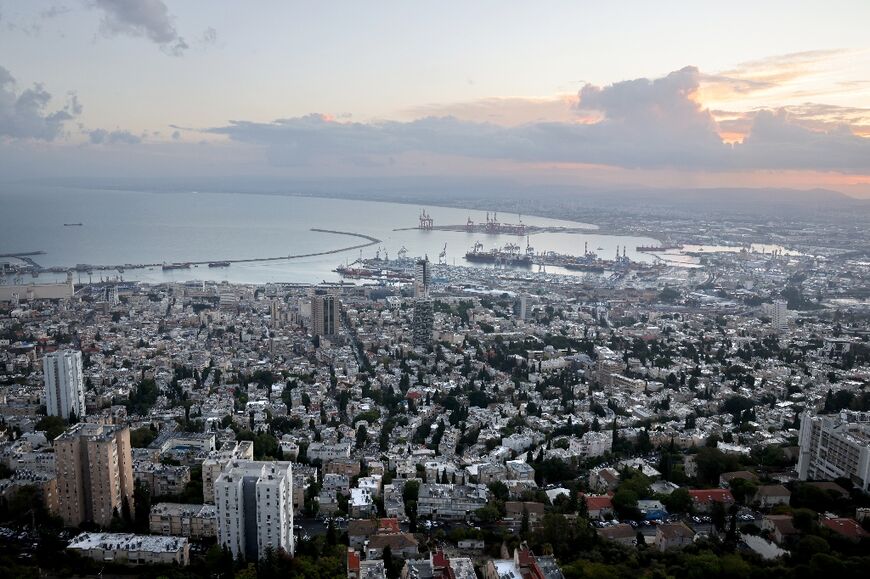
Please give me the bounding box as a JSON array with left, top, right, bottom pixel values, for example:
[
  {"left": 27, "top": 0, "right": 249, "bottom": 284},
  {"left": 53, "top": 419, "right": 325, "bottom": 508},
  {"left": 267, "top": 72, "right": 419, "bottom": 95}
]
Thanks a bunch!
[{"left": 19, "top": 175, "right": 869, "bottom": 220}]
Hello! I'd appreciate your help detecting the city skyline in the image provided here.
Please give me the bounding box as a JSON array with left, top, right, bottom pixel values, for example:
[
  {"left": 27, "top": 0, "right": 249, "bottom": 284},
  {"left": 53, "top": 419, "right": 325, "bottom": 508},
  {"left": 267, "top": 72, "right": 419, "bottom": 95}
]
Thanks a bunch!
[{"left": 1, "top": 1, "right": 869, "bottom": 195}]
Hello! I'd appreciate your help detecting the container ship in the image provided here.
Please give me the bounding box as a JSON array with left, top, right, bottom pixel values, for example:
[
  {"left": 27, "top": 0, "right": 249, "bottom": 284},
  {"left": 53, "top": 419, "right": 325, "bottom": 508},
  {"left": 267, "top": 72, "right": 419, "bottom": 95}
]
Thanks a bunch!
[
  {"left": 162, "top": 262, "right": 191, "bottom": 271},
  {"left": 208, "top": 261, "right": 231, "bottom": 268},
  {"left": 334, "top": 266, "right": 413, "bottom": 281},
  {"left": 464, "top": 241, "right": 532, "bottom": 267}
]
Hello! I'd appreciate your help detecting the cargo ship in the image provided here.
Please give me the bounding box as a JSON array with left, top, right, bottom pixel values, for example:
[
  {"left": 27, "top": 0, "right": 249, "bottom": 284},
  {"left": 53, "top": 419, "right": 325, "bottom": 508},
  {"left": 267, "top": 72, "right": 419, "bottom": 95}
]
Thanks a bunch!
[
  {"left": 334, "top": 265, "right": 413, "bottom": 281},
  {"left": 63, "top": 223, "right": 83, "bottom": 227},
  {"left": 464, "top": 241, "right": 532, "bottom": 267},
  {"left": 208, "top": 261, "right": 231, "bottom": 268},
  {"left": 636, "top": 244, "right": 683, "bottom": 252},
  {"left": 162, "top": 262, "right": 191, "bottom": 271}
]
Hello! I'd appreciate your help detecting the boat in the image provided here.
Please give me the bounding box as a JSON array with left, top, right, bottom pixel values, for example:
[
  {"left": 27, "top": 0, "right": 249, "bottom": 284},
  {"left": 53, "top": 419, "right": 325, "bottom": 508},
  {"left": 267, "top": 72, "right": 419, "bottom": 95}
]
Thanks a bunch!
[
  {"left": 162, "top": 262, "right": 191, "bottom": 271},
  {"left": 208, "top": 261, "right": 231, "bottom": 268},
  {"left": 464, "top": 241, "right": 533, "bottom": 267},
  {"left": 334, "top": 265, "right": 412, "bottom": 280},
  {"left": 64, "top": 223, "right": 83, "bottom": 227}
]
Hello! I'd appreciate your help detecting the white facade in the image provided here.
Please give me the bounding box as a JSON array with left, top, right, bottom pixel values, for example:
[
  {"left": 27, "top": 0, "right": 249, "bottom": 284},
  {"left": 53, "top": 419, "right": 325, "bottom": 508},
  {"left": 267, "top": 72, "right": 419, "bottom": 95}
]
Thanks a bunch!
[
  {"left": 43, "top": 350, "right": 85, "bottom": 421},
  {"left": 798, "top": 411, "right": 870, "bottom": 491},
  {"left": 215, "top": 460, "right": 294, "bottom": 560},
  {"left": 414, "top": 259, "right": 430, "bottom": 298},
  {"left": 763, "top": 300, "right": 789, "bottom": 333}
]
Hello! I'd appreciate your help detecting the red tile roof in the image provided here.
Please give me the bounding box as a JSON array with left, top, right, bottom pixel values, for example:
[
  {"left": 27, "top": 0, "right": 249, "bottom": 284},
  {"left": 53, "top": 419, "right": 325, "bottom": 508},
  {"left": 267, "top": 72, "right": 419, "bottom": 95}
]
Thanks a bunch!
[
  {"left": 585, "top": 495, "right": 614, "bottom": 511},
  {"left": 688, "top": 489, "right": 734, "bottom": 504},
  {"left": 821, "top": 517, "right": 869, "bottom": 541}
]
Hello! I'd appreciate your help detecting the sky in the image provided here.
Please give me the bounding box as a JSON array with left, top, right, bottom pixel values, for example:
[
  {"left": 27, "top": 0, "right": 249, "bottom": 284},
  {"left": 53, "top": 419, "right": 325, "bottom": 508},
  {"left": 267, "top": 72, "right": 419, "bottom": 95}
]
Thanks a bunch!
[{"left": 1, "top": 0, "right": 870, "bottom": 196}]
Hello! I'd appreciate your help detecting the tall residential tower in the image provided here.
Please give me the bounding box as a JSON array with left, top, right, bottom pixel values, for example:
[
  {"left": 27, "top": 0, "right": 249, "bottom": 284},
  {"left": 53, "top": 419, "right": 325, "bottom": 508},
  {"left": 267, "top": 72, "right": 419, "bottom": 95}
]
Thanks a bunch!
[
  {"left": 215, "top": 460, "right": 294, "bottom": 560},
  {"left": 43, "top": 349, "right": 86, "bottom": 420},
  {"left": 54, "top": 423, "right": 135, "bottom": 527}
]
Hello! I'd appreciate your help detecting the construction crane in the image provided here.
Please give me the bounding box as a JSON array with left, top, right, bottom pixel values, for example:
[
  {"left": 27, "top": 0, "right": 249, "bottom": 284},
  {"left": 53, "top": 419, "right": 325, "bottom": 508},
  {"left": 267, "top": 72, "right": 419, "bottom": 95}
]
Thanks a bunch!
[{"left": 438, "top": 243, "right": 447, "bottom": 265}]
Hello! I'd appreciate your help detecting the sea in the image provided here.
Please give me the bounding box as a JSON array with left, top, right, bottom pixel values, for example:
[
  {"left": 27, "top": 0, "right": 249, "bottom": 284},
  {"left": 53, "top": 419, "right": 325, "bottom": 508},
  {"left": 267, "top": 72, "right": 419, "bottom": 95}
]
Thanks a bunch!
[{"left": 0, "top": 186, "right": 664, "bottom": 285}]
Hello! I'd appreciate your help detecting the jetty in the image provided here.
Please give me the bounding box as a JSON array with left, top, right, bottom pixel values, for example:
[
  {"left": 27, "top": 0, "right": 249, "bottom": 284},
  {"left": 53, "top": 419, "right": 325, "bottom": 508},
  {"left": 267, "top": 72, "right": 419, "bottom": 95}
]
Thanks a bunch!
[{"left": 10, "top": 229, "right": 382, "bottom": 275}]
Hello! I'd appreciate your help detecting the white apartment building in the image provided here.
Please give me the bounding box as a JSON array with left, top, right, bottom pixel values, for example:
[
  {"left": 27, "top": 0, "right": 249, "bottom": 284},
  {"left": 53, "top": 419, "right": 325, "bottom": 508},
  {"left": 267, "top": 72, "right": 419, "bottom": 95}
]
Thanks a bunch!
[
  {"left": 67, "top": 532, "right": 190, "bottom": 566},
  {"left": 798, "top": 411, "right": 870, "bottom": 491},
  {"left": 43, "top": 350, "right": 85, "bottom": 420},
  {"left": 763, "top": 300, "right": 789, "bottom": 334},
  {"left": 202, "top": 440, "right": 254, "bottom": 503},
  {"left": 215, "top": 460, "right": 294, "bottom": 560}
]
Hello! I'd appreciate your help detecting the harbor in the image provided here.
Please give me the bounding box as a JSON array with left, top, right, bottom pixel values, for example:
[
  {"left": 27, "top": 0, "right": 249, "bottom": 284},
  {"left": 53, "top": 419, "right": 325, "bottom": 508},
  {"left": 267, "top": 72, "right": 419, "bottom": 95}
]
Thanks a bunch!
[{"left": 1, "top": 229, "right": 382, "bottom": 278}]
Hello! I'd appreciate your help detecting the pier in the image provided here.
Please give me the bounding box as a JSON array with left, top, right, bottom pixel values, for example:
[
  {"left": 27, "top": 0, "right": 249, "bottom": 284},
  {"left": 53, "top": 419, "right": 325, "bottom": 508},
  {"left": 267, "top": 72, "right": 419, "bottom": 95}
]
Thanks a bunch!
[
  {"left": 393, "top": 223, "right": 597, "bottom": 235},
  {"left": 7, "top": 229, "right": 382, "bottom": 276}
]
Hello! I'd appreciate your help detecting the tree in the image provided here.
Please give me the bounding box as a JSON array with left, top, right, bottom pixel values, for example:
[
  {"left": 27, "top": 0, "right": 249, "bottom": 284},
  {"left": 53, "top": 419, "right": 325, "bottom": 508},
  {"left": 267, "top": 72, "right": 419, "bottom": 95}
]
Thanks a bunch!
[
  {"left": 662, "top": 487, "right": 692, "bottom": 514},
  {"left": 34, "top": 415, "right": 66, "bottom": 440},
  {"left": 133, "top": 479, "right": 151, "bottom": 532},
  {"left": 383, "top": 544, "right": 398, "bottom": 579},
  {"left": 711, "top": 501, "right": 726, "bottom": 533},
  {"left": 521, "top": 506, "right": 530, "bottom": 537},
  {"left": 488, "top": 481, "right": 509, "bottom": 502},
  {"left": 355, "top": 424, "right": 368, "bottom": 449},
  {"left": 612, "top": 489, "right": 640, "bottom": 520}
]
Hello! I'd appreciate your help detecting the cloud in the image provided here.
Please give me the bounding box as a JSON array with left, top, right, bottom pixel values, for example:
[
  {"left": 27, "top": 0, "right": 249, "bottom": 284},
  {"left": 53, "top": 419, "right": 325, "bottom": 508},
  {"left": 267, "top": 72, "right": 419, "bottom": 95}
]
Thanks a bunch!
[
  {"left": 205, "top": 66, "right": 870, "bottom": 174},
  {"left": 88, "top": 128, "right": 141, "bottom": 144},
  {"left": 200, "top": 26, "right": 217, "bottom": 45},
  {"left": 405, "top": 95, "right": 583, "bottom": 126},
  {"left": 0, "top": 65, "right": 80, "bottom": 140},
  {"left": 92, "top": 0, "right": 188, "bottom": 56},
  {"left": 41, "top": 5, "right": 72, "bottom": 19}
]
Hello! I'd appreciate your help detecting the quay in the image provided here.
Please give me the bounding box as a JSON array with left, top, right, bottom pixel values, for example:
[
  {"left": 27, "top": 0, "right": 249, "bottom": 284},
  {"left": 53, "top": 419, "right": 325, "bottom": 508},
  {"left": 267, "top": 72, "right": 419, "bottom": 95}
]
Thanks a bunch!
[{"left": 9, "top": 229, "right": 382, "bottom": 275}]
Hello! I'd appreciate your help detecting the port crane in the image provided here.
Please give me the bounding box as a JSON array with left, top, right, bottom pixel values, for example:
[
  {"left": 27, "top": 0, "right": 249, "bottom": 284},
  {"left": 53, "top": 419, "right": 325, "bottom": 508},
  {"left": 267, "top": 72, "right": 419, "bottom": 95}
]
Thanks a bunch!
[
  {"left": 397, "top": 246, "right": 408, "bottom": 260},
  {"left": 438, "top": 243, "right": 447, "bottom": 265}
]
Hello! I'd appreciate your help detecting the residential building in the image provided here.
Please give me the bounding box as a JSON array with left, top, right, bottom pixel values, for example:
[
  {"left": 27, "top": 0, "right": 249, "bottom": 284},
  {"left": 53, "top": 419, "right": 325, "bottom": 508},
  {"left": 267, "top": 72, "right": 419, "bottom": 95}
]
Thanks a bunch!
[
  {"left": 754, "top": 485, "right": 791, "bottom": 508},
  {"left": 202, "top": 440, "right": 254, "bottom": 503},
  {"left": 597, "top": 523, "right": 637, "bottom": 546},
  {"left": 214, "top": 460, "right": 294, "bottom": 560},
  {"left": 416, "top": 483, "right": 488, "bottom": 520},
  {"left": 798, "top": 411, "right": 870, "bottom": 491},
  {"left": 414, "top": 259, "right": 430, "bottom": 298},
  {"left": 688, "top": 489, "right": 735, "bottom": 513},
  {"left": 654, "top": 522, "right": 695, "bottom": 551},
  {"left": 43, "top": 350, "right": 85, "bottom": 420},
  {"left": 54, "top": 423, "right": 135, "bottom": 527},
  {"left": 311, "top": 289, "right": 340, "bottom": 337},
  {"left": 67, "top": 532, "right": 189, "bottom": 566},
  {"left": 412, "top": 299, "right": 434, "bottom": 347},
  {"left": 149, "top": 503, "right": 217, "bottom": 539}
]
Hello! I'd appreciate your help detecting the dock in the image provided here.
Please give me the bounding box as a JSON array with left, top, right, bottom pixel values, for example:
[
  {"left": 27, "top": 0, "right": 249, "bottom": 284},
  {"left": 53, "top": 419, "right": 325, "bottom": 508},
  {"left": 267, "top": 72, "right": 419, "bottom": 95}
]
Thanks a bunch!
[{"left": 7, "top": 229, "right": 382, "bottom": 275}]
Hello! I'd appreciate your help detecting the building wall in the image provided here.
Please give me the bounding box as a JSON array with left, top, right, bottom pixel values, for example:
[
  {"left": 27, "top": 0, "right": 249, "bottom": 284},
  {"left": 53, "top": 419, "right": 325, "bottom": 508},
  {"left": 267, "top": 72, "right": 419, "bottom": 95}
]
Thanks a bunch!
[
  {"left": 54, "top": 424, "right": 134, "bottom": 527},
  {"left": 43, "top": 350, "right": 85, "bottom": 420},
  {"left": 215, "top": 461, "right": 294, "bottom": 560}
]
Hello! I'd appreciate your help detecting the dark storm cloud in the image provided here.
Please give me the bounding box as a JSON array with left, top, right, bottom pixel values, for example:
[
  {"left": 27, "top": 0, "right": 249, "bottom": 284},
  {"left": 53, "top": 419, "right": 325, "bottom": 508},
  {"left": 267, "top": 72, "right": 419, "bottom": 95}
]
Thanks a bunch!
[
  {"left": 93, "top": 0, "right": 188, "bottom": 56},
  {"left": 206, "top": 66, "right": 870, "bottom": 173},
  {"left": 0, "top": 65, "right": 80, "bottom": 140}
]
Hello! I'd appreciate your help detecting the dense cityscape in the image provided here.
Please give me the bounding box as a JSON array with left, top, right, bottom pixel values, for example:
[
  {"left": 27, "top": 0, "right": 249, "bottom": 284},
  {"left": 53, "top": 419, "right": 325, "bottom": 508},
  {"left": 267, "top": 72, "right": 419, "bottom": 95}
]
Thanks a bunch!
[
  {"left": 1, "top": 206, "right": 869, "bottom": 578},
  {"left": 3, "top": 1, "right": 870, "bottom": 577}
]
